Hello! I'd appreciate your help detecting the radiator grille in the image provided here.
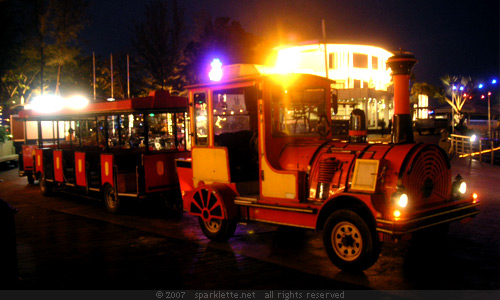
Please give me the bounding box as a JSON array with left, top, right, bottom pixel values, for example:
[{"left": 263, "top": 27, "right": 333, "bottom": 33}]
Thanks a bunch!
[
  {"left": 402, "top": 144, "right": 451, "bottom": 205},
  {"left": 317, "top": 158, "right": 340, "bottom": 183}
]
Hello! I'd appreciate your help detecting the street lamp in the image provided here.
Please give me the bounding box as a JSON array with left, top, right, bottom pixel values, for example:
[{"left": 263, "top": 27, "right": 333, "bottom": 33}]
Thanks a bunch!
[{"left": 478, "top": 79, "right": 497, "bottom": 139}]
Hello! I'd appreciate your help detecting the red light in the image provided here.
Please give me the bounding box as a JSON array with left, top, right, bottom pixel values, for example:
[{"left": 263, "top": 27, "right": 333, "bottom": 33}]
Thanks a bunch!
[
  {"left": 481, "top": 95, "right": 485, "bottom": 99},
  {"left": 488, "top": 92, "right": 492, "bottom": 96},
  {"left": 463, "top": 93, "right": 467, "bottom": 97}
]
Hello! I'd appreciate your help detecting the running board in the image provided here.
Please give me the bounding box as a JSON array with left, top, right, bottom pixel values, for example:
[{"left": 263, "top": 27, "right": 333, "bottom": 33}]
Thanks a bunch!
[{"left": 234, "top": 197, "right": 317, "bottom": 214}]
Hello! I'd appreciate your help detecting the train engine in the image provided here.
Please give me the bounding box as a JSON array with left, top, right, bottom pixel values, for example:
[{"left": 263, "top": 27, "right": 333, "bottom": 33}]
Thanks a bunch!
[{"left": 176, "top": 53, "right": 479, "bottom": 271}]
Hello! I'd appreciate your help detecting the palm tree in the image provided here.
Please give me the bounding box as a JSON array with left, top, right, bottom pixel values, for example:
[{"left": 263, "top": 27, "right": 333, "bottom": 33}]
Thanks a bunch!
[{"left": 440, "top": 75, "right": 474, "bottom": 131}]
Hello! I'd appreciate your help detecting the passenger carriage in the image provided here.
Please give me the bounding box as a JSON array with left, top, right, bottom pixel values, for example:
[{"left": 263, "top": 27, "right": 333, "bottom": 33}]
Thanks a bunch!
[{"left": 18, "top": 90, "right": 190, "bottom": 213}]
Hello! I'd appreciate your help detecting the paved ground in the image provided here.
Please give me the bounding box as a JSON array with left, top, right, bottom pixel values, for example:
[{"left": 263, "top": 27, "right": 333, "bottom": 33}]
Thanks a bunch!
[{"left": 0, "top": 133, "right": 499, "bottom": 291}]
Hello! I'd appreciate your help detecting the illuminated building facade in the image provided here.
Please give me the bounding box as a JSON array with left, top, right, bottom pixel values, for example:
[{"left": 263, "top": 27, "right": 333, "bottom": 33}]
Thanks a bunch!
[{"left": 275, "top": 42, "right": 394, "bottom": 131}]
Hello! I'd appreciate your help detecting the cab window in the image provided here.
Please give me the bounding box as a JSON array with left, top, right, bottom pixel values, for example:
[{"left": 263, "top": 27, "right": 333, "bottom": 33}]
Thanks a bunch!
[{"left": 271, "top": 87, "right": 326, "bottom": 136}]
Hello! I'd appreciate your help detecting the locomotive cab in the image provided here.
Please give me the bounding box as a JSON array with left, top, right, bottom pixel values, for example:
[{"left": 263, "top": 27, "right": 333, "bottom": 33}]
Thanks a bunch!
[{"left": 177, "top": 58, "right": 479, "bottom": 271}]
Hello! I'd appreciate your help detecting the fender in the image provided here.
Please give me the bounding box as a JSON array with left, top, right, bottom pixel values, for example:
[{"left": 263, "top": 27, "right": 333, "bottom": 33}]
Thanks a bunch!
[{"left": 188, "top": 183, "right": 239, "bottom": 221}]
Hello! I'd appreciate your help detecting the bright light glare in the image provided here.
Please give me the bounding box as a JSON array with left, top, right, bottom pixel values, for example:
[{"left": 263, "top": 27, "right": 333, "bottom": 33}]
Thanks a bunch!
[
  {"left": 478, "top": 84, "right": 484, "bottom": 89},
  {"left": 209, "top": 58, "right": 223, "bottom": 81},
  {"left": 459, "top": 181, "right": 467, "bottom": 194},
  {"left": 398, "top": 193, "right": 408, "bottom": 208},
  {"left": 31, "top": 95, "right": 63, "bottom": 113},
  {"left": 459, "top": 86, "right": 464, "bottom": 91},
  {"left": 492, "top": 79, "right": 497, "bottom": 84},
  {"left": 393, "top": 210, "right": 401, "bottom": 218},
  {"left": 67, "top": 95, "right": 89, "bottom": 109},
  {"left": 470, "top": 135, "right": 477, "bottom": 142}
]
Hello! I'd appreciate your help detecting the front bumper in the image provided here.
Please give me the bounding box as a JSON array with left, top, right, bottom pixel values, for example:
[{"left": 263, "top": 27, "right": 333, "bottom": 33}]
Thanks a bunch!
[{"left": 376, "top": 201, "right": 480, "bottom": 237}]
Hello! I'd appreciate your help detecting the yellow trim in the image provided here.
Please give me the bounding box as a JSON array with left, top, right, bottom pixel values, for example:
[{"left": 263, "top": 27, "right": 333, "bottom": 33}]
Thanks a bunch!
[
  {"left": 258, "top": 99, "right": 297, "bottom": 199},
  {"left": 350, "top": 159, "right": 379, "bottom": 192},
  {"left": 192, "top": 147, "right": 230, "bottom": 187},
  {"left": 261, "top": 155, "right": 297, "bottom": 199}
]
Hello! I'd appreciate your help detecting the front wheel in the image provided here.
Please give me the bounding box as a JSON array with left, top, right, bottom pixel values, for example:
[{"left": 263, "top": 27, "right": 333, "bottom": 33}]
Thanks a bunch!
[
  {"left": 323, "top": 210, "right": 380, "bottom": 271},
  {"left": 103, "top": 185, "right": 120, "bottom": 213},
  {"left": 198, "top": 217, "right": 237, "bottom": 242}
]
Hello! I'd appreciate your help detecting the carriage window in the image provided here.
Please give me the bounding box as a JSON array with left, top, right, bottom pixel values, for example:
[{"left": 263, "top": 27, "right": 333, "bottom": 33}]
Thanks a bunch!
[
  {"left": 194, "top": 93, "right": 208, "bottom": 146},
  {"left": 148, "top": 112, "right": 185, "bottom": 150},
  {"left": 212, "top": 88, "right": 251, "bottom": 135},
  {"left": 271, "top": 87, "right": 326, "bottom": 136}
]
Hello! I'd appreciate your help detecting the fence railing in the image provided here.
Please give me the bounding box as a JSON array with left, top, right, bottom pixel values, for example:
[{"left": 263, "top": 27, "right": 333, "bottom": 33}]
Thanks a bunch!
[
  {"left": 449, "top": 134, "right": 499, "bottom": 165},
  {"left": 449, "top": 134, "right": 474, "bottom": 162}
]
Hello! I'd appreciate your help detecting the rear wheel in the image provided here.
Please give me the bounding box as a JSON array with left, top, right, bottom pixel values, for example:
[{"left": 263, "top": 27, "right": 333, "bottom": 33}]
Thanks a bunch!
[
  {"left": 323, "top": 210, "right": 380, "bottom": 272},
  {"left": 103, "top": 185, "right": 120, "bottom": 213},
  {"left": 27, "top": 173, "right": 35, "bottom": 185}
]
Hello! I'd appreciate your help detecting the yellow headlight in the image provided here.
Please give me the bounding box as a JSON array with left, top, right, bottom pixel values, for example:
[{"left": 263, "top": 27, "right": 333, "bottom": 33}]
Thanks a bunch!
[
  {"left": 398, "top": 193, "right": 408, "bottom": 208},
  {"left": 459, "top": 181, "right": 467, "bottom": 194}
]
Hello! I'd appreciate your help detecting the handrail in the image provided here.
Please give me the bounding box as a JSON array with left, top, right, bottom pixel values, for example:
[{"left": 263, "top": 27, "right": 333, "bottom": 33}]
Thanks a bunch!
[{"left": 449, "top": 134, "right": 473, "bottom": 161}]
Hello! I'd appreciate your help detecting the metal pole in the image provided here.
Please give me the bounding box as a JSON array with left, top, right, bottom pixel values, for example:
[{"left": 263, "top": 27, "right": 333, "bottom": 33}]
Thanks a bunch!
[
  {"left": 127, "top": 54, "right": 130, "bottom": 98},
  {"left": 110, "top": 53, "right": 114, "bottom": 99},
  {"left": 93, "top": 52, "right": 96, "bottom": 102},
  {"left": 451, "top": 90, "right": 455, "bottom": 134},
  {"left": 488, "top": 92, "right": 491, "bottom": 139},
  {"left": 322, "top": 19, "right": 328, "bottom": 79}
]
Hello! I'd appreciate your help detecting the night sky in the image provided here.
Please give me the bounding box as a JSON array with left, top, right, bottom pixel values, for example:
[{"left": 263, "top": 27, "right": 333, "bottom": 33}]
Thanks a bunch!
[{"left": 81, "top": 0, "right": 499, "bottom": 86}]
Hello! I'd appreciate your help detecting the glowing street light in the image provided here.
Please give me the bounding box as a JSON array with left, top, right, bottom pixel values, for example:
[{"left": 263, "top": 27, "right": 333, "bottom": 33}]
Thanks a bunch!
[{"left": 478, "top": 79, "right": 497, "bottom": 139}]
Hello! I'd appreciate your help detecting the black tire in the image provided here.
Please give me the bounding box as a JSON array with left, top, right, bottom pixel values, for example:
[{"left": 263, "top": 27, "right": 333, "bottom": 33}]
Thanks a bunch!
[
  {"left": 39, "top": 173, "right": 53, "bottom": 196},
  {"left": 103, "top": 185, "right": 120, "bottom": 213},
  {"left": 198, "top": 217, "right": 237, "bottom": 242},
  {"left": 27, "top": 174, "right": 35, "bottom": 185},
  {"left": 323, "top": 210, "right": 380, "bottom": 272}
]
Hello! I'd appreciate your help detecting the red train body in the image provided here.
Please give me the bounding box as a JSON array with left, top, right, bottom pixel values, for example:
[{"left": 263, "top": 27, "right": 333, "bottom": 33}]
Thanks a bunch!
[{"left": 176, "top": 54, "right": 479, "bottom": 270}]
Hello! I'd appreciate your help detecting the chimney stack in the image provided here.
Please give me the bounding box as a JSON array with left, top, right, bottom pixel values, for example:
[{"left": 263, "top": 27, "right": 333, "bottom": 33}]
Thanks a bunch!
[{"left": 386, "top": 51, "right": 417, "bottom": 144}]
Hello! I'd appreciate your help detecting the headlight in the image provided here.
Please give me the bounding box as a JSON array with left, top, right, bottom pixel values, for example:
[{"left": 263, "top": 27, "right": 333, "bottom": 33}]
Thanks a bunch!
[
  {"left": 392, "top": 188, "right": 408, "bottom": 208},
  {"left": 397, "top": 193, "right": 408, "bottom": 208},
  {"left": 459, "top": 181, "right": 467, "bottom": 194},
  {"left": 452, "top": 174, "right": 467, "bottom": 199}
]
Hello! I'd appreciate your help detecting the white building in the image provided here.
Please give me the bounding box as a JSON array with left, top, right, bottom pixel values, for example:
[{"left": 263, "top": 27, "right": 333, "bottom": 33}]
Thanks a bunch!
[{"left": 274, "top": 42, "right": 395, "bottom": 131}]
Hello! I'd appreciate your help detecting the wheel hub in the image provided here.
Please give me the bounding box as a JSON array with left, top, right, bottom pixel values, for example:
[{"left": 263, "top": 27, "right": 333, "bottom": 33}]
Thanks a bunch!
[
  {"left": 202, "top": 209, "right": 210, "bottom": 221},
  {"left": 332, "top": 221, "right": 363, "bottom": 261}
]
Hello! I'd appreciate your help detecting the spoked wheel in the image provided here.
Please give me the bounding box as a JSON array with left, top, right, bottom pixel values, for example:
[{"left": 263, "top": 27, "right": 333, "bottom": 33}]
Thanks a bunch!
[
  {"left": 39, "top": 173, "right": 53, "bottom": 196},
  {"left": 191, "top": 187, "right": 237, "bottom": 242},
  {"left": 323, "top": 210, "right": 380, "bottom": 272},
  {"left": 103, "top": 185, "right": 121, "bottom": 213}
]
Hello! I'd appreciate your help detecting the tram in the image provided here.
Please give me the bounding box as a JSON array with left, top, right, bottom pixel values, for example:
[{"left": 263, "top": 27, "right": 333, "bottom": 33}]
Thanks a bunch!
[
  {"left": 18, "top": 90, "right": 190, "bottom": 213},
  {"left": 176, "top": 53, "right": 480, "bottom": 271}
]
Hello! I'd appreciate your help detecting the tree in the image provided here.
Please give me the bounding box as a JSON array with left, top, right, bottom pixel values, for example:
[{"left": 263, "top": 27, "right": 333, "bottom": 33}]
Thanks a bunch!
[
  {"left": 1, "top": 0, "right": 90, "bottom": 109},
  {"left": 44, "top": 0, "right": 89, "bottom": 96},
  {"left": 440, "top": 75, "right": 474, "bottom": 130},
  {"left": 0, "top": 0, "right": 41, "bottom": 107},
  {"left": 132, "top": 0, "right": 184, "bottom": 94},
  {"left": 411, "top": 82, "right": 439, "bottom": 101}
]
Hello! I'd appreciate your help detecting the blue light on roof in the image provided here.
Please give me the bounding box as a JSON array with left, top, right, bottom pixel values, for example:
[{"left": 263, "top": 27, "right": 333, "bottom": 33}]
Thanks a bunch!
[{"left": 209, "top": 59, "right": 223, "bottom": 81}]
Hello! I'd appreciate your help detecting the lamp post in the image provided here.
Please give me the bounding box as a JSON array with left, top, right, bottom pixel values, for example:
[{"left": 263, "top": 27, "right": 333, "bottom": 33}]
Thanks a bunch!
[
  {"left": 488, "top": 91, "right": 491, "bottom": 139},
  {"left": 479, "top": 79, "right": 497, "bottom": 139}
]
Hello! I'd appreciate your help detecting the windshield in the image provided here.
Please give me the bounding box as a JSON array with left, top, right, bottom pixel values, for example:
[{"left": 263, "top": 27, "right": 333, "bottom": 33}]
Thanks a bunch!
[{"left": 271, "top": 87, "right": 326, "bottom": 136}]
